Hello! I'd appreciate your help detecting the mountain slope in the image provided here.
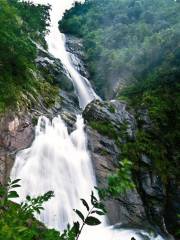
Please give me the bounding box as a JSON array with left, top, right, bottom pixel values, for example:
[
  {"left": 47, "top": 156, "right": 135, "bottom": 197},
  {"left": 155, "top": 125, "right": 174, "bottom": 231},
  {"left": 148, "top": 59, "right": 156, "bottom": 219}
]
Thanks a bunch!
[{"left": 60, "top": 0, "right": 180, "bottom": 237}]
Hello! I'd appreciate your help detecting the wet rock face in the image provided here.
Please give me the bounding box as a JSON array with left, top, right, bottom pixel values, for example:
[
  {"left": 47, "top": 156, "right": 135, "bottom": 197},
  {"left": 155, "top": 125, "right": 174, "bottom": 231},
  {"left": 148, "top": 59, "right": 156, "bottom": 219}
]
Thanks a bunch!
[
  {"left": 83, "top": 100, "right": 147, "bottom": 227},
  {"left": 36, "top": 48, "right": 74, "bottom": 92},
  {"left": 36, "top": 48, "right": 80, "bottom": 116},
  {"left": 86, "top": 127, "right": 147, "bottom": 226},
  {"left": 136, "top": 109, "right": 179, "bottom": 238},
  {"left": 83, "top": 100, "right": 177, "bottom": 238},
  {"left": 165, "top": 181, "right": 180, "bottom": 238},
  {"left": 83, "top": 99, "right": 136, "bottom": 138},
  {"left": 137, "top": 168, "right": 166, "bottom": 231},
  {"left": 65, "top": 34, "right": 89, "bottom": 79},
  {"left": 0, "top": 112, "right": 34, "bottom": 184}
]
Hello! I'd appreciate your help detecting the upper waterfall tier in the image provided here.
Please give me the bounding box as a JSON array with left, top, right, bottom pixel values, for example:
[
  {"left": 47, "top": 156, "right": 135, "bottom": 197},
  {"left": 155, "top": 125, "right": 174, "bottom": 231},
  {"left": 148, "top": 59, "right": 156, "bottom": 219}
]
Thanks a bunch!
[{"left": 34, "top": 0, "right": 99, "bottom": 109}]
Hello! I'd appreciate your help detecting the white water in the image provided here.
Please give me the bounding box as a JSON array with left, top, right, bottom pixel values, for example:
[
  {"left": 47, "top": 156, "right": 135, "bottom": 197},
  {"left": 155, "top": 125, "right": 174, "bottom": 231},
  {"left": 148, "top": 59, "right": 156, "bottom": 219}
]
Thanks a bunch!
[
  {"left": 11, "top": 115, "right": 96, "bottom": 231},
  {"left": 11, "top": 1, "right": 164, "bottom": 240},
  {"left": 42, "top": 0, "right": 99, "bottom": 109}
]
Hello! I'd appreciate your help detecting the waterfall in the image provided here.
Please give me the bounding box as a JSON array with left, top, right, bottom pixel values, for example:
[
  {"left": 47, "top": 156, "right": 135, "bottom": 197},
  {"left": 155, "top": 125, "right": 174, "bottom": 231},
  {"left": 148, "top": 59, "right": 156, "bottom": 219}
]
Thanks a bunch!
[
  {"left": 44, "top": 0, "right": 99, "bottom": 109},
  {"left": 11, "top": 115, "right": 96, "bottom": 231},
  {"left": 11, "top": 1, "right": 164, "bottom": 239},
  {"left": 10, "top": 116, "right": 162, "bottom": 240}
]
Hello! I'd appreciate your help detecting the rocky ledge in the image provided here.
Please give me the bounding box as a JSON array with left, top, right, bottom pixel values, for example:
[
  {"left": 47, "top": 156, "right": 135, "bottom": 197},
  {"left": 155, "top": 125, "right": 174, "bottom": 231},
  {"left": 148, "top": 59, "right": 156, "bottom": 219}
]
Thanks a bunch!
[{"left": 83, "top": 99, "right": 175, "bottom": 239}]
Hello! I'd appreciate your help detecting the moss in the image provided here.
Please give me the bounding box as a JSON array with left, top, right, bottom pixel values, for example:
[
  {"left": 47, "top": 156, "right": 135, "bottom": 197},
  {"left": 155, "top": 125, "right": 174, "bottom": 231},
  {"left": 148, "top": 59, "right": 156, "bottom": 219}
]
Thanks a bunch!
[
  {"left": 99, "top": 148, "right": 109, "bottom": 156},
  {"left": 32, "top": 116, "right": 38, "bottom": 126},
  {"left": 39, "top": 81, "right": 59, "bottom": 108},
  {"left": 108, "top": 104, "right": 116, "bottom": 113},
  {"left": 89, "top": 120, "right": 118, "bottom": 140}
]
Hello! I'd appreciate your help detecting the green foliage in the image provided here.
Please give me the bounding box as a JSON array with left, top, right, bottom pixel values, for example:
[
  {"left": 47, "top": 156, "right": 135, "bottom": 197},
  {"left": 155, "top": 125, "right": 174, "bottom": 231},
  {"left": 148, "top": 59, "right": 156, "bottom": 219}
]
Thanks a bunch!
[
  {"left": 10, "top": 0, "right": 51, "bottom": 47},
  {"left": 89, "top": 120, "right": 118, "bottom": 139},
  {"left": 0, "top": 179, "right": 60, "bottom": 240},
  {"left": 108, "top": 104, "right": 116, "bottom": 113},
  {"left": 60, "top": 0, "right": 180, "bottom": 98},
  {"left": 99, "top": 159, "right": 135, "bottom": 199},
  {"left": 120, "top": 59, "right": 180, "bottom": 181},
  {"left": 0, "top": 0, "right": 53, "bottom": 113},
  {"left": 0, "top": 180, "right": 106, "bottom": 240},
  {"left": 71, "top": 192, "right": 106, "bottom": 240},
  {"left": 88, "top": 119, "right": 135, "bottom": 197},
  {"left": 107, "top": 159, "right": 135, "bottom": 196}
]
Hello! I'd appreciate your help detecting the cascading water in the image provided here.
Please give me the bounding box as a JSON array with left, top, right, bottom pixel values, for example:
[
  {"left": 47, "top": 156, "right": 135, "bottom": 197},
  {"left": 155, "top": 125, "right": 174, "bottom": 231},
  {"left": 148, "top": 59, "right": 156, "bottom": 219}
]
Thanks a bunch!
[
  {"left": 11, "top": 1, "right": 164, "bottom": 239},
  {"left": 44, "top": 0, "right": 99, "bottom": 109},
  {"left": 11, "top": 115, "right": 96, "bottom": 231}
]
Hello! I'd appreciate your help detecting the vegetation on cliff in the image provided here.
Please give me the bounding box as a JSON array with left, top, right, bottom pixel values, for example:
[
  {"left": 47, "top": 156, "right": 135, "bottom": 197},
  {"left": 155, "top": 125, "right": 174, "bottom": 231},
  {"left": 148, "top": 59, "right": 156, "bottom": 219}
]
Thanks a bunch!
[
  {"left": 61, "top": 0, "right": 180, "bottom": 179},
  {"left": 0, "top": 0, "right": 58, "bottom": 113},
  {"left": 60, "top": 0, "right": 179, "bottom": 97}
]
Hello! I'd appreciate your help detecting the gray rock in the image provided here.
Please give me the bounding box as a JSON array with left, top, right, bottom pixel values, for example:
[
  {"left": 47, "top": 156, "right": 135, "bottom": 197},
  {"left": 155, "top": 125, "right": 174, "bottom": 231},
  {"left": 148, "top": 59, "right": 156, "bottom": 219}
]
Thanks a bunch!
[
  {"left": 0, "top": 112, "right": 34, "bottom": 184},
  {"left": 65, "top": 34, "right": 89, "bottom": 79},
  {"left": 83, "top": 99, "right": 148, "bottom": 228},
  {"left": 141, "top": 154, "right": 152, "bottom": 166}
]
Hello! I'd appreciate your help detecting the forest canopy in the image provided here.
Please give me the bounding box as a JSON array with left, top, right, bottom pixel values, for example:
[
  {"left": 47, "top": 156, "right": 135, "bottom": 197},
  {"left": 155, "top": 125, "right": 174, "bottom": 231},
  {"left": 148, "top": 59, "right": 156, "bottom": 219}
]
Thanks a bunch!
[{"left": 60, "top": 0, "right": 180, "bottom": 98}]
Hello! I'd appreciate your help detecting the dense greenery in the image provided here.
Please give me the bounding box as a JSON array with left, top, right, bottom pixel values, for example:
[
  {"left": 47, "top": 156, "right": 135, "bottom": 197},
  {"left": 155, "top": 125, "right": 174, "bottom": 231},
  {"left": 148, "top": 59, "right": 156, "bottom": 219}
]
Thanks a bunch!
[
  {"left": 0, "top": 179, "right": 106, "bottom": 240},
  {"left": 0, "top": 179, "right": 59, "bottom": 240},
  {"left": 0, "top": 0, "right": 57, "bottom": 113},
  {"left": 121, "top": 48, "right": 180, "bottom": 180},
  {"left": 60, "top": 0, "right": 180, "bottom": 98}
]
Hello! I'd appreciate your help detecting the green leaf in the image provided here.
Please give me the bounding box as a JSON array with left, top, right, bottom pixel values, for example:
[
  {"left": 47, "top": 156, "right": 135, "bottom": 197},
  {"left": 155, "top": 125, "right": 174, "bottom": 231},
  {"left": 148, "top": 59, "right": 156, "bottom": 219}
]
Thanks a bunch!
[
  {"left": 72, "top": 221, "right": 80, "bottom": 235},
  {"left": 80, "top": 198, "right": 89, "bottom": 211},
  {"left": 94, "top": 202, "right": 106, "bottom": 213},
  {"left": 91, "top": 210, "right": 105, "bottom": 215},
  {"left": 26, "top": 195, "right": 31, "bottom": 201},
  {"left": 73, "top": 209, "right": 84, "bottom": 221},
  {"left": 91, "top": 191, "right": 98, "bottom": 205},
  {"left": 11, "top": 179, "right": 21, "bottom": 185},
  {"left": 85, "top": 216, "right": 101, "bottom": 226},
  {"left": 16, "top": 226, "right": 28, "bottom": 233},
  {"left": 0, "top": 186, "right": 6, "bottom": 196},
  {"left": 8, "top": 191, "right": 19, "bottom": 199},
  {"left": 11, "top": 184, "right": 21, "bottom": 189}
]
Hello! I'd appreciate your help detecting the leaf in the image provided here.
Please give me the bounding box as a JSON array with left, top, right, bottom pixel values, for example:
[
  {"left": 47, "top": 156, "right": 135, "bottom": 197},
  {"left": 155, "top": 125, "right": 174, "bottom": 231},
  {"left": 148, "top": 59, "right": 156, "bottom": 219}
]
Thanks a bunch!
[
  {"left": 80, "top": 198, "right": 89, "bottom": 211},
  {"left": 91, "top": 210, "right": 105, "bottom": 215},
  {"left": 91, "top": 191, "right": 98, "bottom": 205},
  {"left": 73, "top": 209, "right": 84, "bottom": 221},
  {"left": 11, "top": 184, "right": 21, "bottom": 189},
  {"left": 11, "top": 179, "right": 21, "bottom": 185},
  {"left": 72, "top": 221, "right": 80, "bottom": 235},
  {"left": 16, "top": 226, "right": 28, "bottom": 233},
  {"left": 0, "top": 186, "right": 6, "bottom": 196},
  {"left": 26, "top": 195, "right": 31, "bottom": 201},
  {"left": 85, "top": 216, "right": 101, "bottom": 226},
  {"left": 94, "top": 202, "right": 106, "bottom": 213},
  {"left": 8, "top": 191, "right": 19, "bottom": 199}
]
